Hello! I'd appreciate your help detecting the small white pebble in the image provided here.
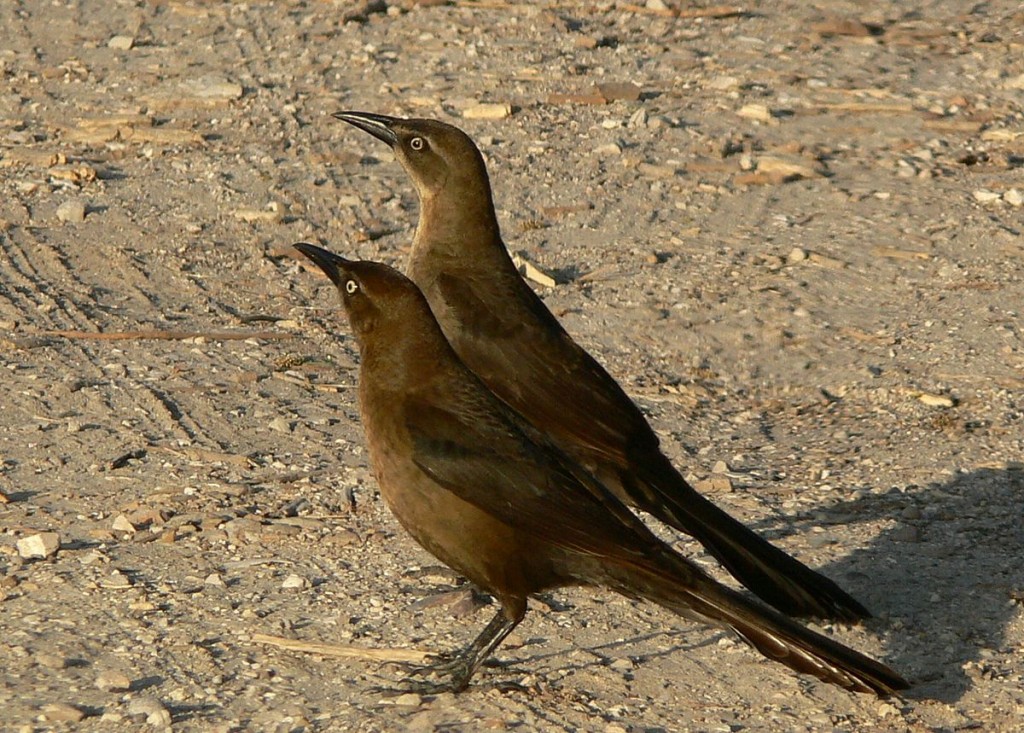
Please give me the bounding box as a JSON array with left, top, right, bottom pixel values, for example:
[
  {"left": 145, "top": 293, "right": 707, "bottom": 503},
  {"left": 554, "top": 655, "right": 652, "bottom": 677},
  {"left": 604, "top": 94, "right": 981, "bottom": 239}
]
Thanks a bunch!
[
  {"left": 281, "top": 574, "right": 308, "bottom": 590},
  {"left": 107, "top": 35, "right": 135, "bottom": 50}
]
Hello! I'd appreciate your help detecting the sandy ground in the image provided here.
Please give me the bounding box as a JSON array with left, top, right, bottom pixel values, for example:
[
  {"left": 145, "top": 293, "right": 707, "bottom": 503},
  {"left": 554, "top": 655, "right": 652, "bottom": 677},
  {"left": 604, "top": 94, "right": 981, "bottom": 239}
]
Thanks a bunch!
[{"left": 2, "top": 1, "right": 1023, "bottom": 730}]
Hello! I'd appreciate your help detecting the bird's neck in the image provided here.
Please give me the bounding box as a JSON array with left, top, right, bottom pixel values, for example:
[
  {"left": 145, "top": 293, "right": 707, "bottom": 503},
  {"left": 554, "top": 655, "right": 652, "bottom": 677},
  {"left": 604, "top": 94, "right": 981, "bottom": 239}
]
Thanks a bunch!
[
  {"left": 412, "top": 188, "right": 504, "bottom": 266},
  {"left": 357, "top": 316, "right": 459, "bottom": 397}
]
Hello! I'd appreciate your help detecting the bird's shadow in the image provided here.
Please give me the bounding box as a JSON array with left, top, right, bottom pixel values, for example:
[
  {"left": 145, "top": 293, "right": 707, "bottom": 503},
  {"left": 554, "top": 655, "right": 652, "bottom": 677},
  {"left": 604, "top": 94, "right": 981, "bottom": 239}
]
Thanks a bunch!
[
  {"left": 759, "top": 464, "right": 1024, "bottom": 703},
  {"left": 356, "top": 467, "right": 1020, "bottom": 703}
]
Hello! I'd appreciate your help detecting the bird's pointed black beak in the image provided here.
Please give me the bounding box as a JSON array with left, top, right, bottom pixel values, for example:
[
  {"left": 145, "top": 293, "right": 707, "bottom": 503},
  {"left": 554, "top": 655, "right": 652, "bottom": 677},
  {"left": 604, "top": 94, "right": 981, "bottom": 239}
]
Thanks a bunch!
[
  {"left": 333, "top": 111, "right": 400, "bottom": 147},
  {"left": 293, "top": 242, "right": 352, "bottom": 288}
]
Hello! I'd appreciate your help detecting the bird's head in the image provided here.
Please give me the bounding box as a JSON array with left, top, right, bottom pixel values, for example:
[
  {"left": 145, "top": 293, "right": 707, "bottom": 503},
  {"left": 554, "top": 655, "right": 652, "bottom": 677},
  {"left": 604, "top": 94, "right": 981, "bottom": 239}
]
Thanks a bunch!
[
  {"left": 333, "top": 111, "right": 492, "bottom": 205},
  {"left": 292, "top": 242, "right": 425, "bottom": 343}
]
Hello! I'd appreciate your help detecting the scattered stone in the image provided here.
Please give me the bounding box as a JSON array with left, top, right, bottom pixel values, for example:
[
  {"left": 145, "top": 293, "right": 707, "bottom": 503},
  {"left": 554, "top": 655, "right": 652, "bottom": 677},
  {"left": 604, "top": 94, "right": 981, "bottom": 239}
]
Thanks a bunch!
[
  {"left": 1003, "top": 189, "right": 1022, "bottom": 207},
  {"left": 737, "top": 103, "right": 773, "bottom": 123},
  {"left": 35, "top": 652, "right": 68, "bottom": 669},
  {"left": 891, "top": 524, "right": 920, "bottom": 543},
  {"left": 107, "top": 35, "right": 135, "bottom": 50},
  {"left": 17, "top": 532, "right": 60, "bottom": 559},
  {"left": 56, "top": 199, "right": 87, "bottom": 223},
  {"left": 733, "top": 171, "right": 771, "bottom": 186},
  {"left": 627, "top": 108, "right": 648, "bottom": 128},
  {"left": 1003, "top": 73, "right": 1024, "bottom": 90},
  {"left": 96, "top": 669, "right": 132, "bottom": 692},
  {"left": 50, "top": 163, "right": 98, "bottom": 185},
  {"left": 272, "top": 516, "right": 326, "bottom": 531},
  {"left": 709, "top": 475, "right": 733, "bottom": 492},
  {"left": 593, "top": 142, "right": 622, "bottom": 157},
  {"left": 788, "top": 247, "right": 808, "bottom": 264},
  {"left": 547, "top": 91, "right": 607, "bottom": 105},
  {"left": 223, "top": 517, "right": 264, "bottom": 543},
  {"left": 233, "top": 201, "right": 284, "bottom": 224},
  {"left": 548, "top": 83, "right": 643, "bottom": 107},
  {"left": 126, "top": 507, "right": 167, "bottom": 528},
  {"left": 281, "top": 573, "right": 308, "bottom": 590},
  {"left": 511, "top": 255, "right": 556, "bottom": 288},
  {"left": 595, "top": 82, "right": 642, "bottom": 102},
  {"left": 112, "top": 514, "right": 137, "bottom": 534},
  {"left": 100, "top": 569, "right": 133, "bottom": 589},
  {"left": 126, "top": 696, "right": 172, "bottom": 727},
  {"left": 205, "top": 573, "right": 226, "bottom": 587},
  {"left": 918, "top": 392, "right": 955, "bottom": 408},
  {"left": 707, "top": 75, "right": 739, "bottom": 90},
  {"left": 542, "top": 204, "right": 592, "bottom": 218},
  {"left": 807, "top": 533, "right": 836, "bottom": 549},
  {"left": 179, "top": 76, "right": 243, "bottom": 100},
  {"left": 636, "top": 162, "right": 679, "bottom": 178},
  {"left": 811, "top": 17, "right": 878, "bottom": 38},
  {"left": 393, "top": 692, "right": 423, "bottom": 706},
  {"left": 757, "top": 157, "right": 821, "bottom": 182},
  {"left": 609, "top": 657, "right": 633, "bottom": 672},
  {"left": 462, "top": 103, "right": 512, "bottom": 120},
  {"left": 901, "top": 506, "right": 922, "bottom": 520},
  {"left": 694, "top": 476, "right": 733, "bottom": 493},
  {"left": 877, "top": 700, "right": 900, "bottom": 717},
  {"left": 972, "top": 189, "right": 1001, "bottom": 204},
  {"left": 41, "top": 702, "right": 86, "bottom": 723},
  {"left": 268, "top": 417, "right": 293, "bottom": 433}
]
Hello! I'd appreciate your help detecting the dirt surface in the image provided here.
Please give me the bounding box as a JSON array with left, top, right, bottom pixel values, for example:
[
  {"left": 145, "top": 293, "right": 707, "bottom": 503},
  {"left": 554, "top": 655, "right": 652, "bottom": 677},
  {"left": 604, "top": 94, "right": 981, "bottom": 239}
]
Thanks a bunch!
[{"left": 2, "top": 1, "right": 1023, "bottom": 730}]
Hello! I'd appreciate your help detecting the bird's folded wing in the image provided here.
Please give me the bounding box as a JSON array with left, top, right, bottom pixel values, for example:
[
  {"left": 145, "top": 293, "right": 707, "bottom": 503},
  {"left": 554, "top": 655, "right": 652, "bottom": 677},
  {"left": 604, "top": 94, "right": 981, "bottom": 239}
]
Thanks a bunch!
[
  {"left": 404, "top": 395, "right": 659, "bottom": 561},
  {"left": 434, "top": 272, "right": 658, "bottom": 468}
]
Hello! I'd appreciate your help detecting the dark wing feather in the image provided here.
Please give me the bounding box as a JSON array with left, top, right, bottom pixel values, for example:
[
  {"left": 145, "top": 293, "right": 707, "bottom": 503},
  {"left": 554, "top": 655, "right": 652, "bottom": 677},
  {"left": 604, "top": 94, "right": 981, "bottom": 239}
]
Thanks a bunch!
[
  {"left": 432, "top": 271, "right": 657, "bottom": 468},
  {"left": 403, "top": 388, "right": 661, "bottom": 562}
]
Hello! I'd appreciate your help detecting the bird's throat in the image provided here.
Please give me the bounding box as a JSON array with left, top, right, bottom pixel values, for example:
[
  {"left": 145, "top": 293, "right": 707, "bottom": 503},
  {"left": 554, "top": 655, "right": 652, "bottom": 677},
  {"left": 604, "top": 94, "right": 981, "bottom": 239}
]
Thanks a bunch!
[{"left": 415, "top": 194, "right": 503, "bottom": 263}]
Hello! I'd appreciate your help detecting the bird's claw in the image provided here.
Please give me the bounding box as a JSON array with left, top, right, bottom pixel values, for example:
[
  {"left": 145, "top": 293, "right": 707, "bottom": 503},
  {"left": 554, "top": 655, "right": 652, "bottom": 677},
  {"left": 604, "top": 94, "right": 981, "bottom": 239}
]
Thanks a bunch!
[
  {"left": 401, "top": 653, "right": 464, "bottom": 677},
  {"left": 385, "top": 653, "right": 474, "bottom": 692}
]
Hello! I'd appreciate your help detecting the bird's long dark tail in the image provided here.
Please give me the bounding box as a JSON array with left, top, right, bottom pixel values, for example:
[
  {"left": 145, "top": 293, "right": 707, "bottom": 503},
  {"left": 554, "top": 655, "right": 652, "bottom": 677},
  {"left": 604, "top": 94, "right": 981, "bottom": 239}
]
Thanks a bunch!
[
  {"left": 605, "top": 556, "right": 908, "bottom": 696},
  {"left": 627, "top": 453, "right": 871, "bottom": 622}
]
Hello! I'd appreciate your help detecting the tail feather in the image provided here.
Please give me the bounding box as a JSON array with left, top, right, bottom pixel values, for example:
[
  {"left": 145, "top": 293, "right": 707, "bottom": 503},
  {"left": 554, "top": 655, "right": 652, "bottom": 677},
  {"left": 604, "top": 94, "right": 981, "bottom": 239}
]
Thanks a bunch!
[
  {"left": 607, "top": 556, "right": 908, "bottom": 696},
  {"left": 630, "top": 454, "right": 871, "bottom": 622},
  {"left": 725, "top": 607, "right": 907, "bottom": 696}
]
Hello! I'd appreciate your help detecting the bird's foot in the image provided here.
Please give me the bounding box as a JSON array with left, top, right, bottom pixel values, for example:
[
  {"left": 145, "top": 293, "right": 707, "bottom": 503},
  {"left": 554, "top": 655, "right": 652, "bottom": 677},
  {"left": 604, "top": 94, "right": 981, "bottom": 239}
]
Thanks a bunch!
[{"left": 396, "top": 653, "right": 474, "bottom": 692}]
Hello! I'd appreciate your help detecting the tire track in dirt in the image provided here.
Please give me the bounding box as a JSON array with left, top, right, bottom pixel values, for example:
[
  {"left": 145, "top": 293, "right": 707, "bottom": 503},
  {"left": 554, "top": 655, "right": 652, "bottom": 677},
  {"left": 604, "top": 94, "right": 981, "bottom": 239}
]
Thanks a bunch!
[{"left": 1, "top": 220, "right": 237, "bottom": 450}]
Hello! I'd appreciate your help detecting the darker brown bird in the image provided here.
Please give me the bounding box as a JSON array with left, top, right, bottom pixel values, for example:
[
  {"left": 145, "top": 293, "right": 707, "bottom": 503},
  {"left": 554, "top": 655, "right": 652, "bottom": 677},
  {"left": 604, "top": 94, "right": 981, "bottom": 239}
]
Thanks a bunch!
[
  {"left": 291, "top": 241, "right": 908, "bottom": 696},
  {"left": 332, "top": 111, "right": 870, "bottom": 622}
]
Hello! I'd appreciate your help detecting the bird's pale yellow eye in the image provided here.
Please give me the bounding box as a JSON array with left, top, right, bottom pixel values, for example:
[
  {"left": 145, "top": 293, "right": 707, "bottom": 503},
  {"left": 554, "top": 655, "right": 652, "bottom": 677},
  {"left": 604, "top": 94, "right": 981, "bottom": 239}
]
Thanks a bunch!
[
  {"left": 345, "top": 279, "right": 359, "bottom": 295},
  {"left": 409, "top": 136, "right": 426, "bottom": 151}
]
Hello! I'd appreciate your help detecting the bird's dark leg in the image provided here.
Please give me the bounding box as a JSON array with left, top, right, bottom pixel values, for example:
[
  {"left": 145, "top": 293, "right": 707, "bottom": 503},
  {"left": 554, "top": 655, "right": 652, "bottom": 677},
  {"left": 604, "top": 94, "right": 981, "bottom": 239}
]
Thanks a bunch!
[{"left": 404, "top": 601, "right": 526, "bottom": 692}]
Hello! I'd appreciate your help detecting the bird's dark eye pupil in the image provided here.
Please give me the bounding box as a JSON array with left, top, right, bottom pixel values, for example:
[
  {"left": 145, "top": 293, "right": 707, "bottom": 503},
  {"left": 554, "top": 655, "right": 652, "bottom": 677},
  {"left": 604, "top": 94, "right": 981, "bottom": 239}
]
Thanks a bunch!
[
  {"left": 345, "top": 280, "right": 358, "bottom": 294},
  {"left": 410, "top": 137, "right": 425, "bottom": 151}
]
